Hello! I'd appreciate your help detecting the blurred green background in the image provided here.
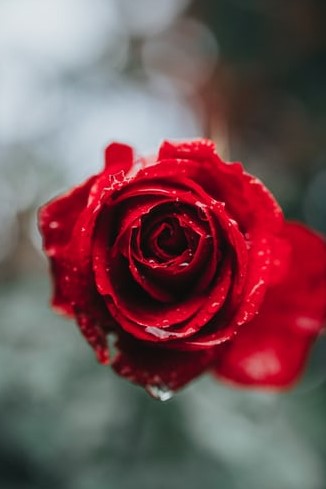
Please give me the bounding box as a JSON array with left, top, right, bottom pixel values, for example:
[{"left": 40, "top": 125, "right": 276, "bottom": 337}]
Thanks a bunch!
[{"left": 0, "top": 0, "right": 325, "bottom": 488}]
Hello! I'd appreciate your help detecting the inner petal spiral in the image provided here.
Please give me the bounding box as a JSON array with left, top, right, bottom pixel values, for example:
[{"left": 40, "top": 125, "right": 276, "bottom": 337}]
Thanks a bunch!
[
  {"left": 91, "top": 185, "right": 235, "bottom": 343},
  {"left": 143, "top": 216, "right": 189, "bottom": 261}
]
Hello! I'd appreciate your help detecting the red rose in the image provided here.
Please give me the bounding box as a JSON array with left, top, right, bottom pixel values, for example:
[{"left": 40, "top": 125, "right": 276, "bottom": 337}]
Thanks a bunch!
[{"left": 39, "top": 139, "right": 326, "bottom": 397}]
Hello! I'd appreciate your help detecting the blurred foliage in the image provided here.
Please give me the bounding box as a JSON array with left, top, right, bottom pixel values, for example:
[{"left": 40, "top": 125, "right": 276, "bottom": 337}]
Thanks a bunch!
[{"left": 0, "top": 0, "right": 325, "bottom": 487}]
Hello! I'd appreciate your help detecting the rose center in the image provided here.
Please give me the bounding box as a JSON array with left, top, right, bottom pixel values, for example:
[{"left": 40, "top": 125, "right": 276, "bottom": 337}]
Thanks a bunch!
[
  {"left": 144, "top": 217, "right": 188, "bottom": 261},
  {"left": 156, "top": 221, "right": 188, "bottom": 255}
]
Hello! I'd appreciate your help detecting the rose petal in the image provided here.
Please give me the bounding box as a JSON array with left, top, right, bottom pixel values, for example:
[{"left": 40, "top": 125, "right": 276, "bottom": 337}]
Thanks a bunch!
[
  {"left": 105, "top": 256, "right": 232, "bottom": 343},
  {"left": 104, "top": 142, "right": 133, "bottom": 176},
  {"left": 213, "top": 221, "right": 326, "bottom": 387},
  {"left": 158, "top": 139, "right": 283, "bottom": 233},
  {"left": 214, "top": 320, "right": 315, "bottom": 387},
  {"left": 111, "top": 333, "right": 218, "bottom": 391},
  {"left": 230, "top": 230, "right": 273, "bottom": 327},
  {"left": 272, "top": 222, "right": 326, "bottom": 334},
  {"left": 268, "top": 236, "right": 292, "bottom": 285},
  {"left": 49, "top": 171, "right": 127, "bottom": 362},
  {"left": 38, "top": 176, "right": 97, "bottom": 314},
  {"left": 39, "top": 175, "right": 97, "bottom": 256},
  {"left": 74, "top": 305, "right": 111, "bottom": 365}
]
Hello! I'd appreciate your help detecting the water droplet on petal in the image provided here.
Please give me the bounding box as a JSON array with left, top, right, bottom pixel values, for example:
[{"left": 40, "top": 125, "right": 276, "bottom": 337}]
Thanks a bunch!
[
  {"left": 47, "top": 247, "right": 56, "bottom": 256},
  {"left": 49, "top": 221, "right": 59, "bottom": 229},
  {"left": 145, "top": 326, "right": 174, "bottom": 339},
  {"left": 145, "top": 384, "right": 174, "bottom": 401},
  {"left": 195, "top": 201, "right": 207, "bottom": 210}
]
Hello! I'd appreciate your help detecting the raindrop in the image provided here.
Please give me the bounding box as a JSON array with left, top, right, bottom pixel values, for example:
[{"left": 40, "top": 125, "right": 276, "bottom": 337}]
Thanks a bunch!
[
  {"left": 195, "top": 200, "right": 206, "bottom": 210},
  {"left": 49, "top": 220, "right": 59, "bottom": 229},
  {"left": 145, "top": 326, "right": 173, "bottom": 339},
  {"left": 145, "top": 384, "right": 174, "bottom": 401}
]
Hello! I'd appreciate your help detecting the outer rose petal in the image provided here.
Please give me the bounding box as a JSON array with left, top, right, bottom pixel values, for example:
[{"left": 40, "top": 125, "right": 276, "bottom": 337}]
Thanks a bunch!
[
  {"left": 105, "top": 142, "right": 133, "bottom": 175},
  {"left": 38, "top": 175, "right": 97, "bottom": 314},
  {"left": 158, "top": 139, "right": 283, "bottom": 233},
  {"left": 38, "top": 175, "right": 97, "bottom": 256},
  {"left": 214, "top": 222, "right": 326, "bottom": 387},
  {"left": 111, "top": 334, "right": 218, "bottom": 391},
  {"left": 61, "top": 172, "right": 128, "bottom": 362},
  {"left": 39, "top": 165, "right": 130, "bottom": 363}
]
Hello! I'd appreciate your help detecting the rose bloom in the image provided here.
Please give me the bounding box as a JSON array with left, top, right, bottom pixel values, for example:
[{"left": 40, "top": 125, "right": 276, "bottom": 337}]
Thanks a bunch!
[{"left": 39, "top": 139, "right": 326, "bottom": 396}]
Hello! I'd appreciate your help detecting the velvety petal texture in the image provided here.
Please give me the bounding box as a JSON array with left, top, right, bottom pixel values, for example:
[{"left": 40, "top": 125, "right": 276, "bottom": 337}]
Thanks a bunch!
[
  {"left": 38, "top": 139, "right": 326, "bottom": 395},
  {"left": 214, "top": 222, "right": 326, "bottom": 387}
]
